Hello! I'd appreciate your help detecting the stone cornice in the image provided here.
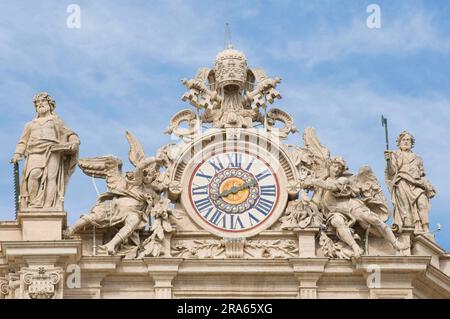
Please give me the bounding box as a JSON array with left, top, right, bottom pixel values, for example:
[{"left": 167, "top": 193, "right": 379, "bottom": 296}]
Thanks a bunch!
[
  {"left": 356, "top": 255, "right": 431, "bottom": 273},
  {"left": 78, "top": 256, "right": 122, "bottom": 272},
  {"left": 413, "top": 234, "right": 447, "bottom": 256},
  {"left": 1, "top": 240, "right": 82, "bottom": 265},
  {"left": 288, "top": 257, "right": 329, "bottom": 273},
  {"left": 177, "top": 258, "right": 293, "bottom": 275},
  {"left": 422, "top": 264, "right": 450, "bottom": 293},
  {"left": 0, "top": 221, "right": 20, "bottom": 228}
]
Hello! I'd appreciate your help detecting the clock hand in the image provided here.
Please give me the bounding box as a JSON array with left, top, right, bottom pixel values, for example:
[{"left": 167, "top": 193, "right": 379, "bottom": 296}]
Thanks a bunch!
[
  {"left": 218, "top": 186, "right": 236, "bottom": 198},
  {"left": 235, "top": 180, "right": 257, "bottom": 193},
  {"left": 219, "top": 180, "right": 255, "bottom": 198}
]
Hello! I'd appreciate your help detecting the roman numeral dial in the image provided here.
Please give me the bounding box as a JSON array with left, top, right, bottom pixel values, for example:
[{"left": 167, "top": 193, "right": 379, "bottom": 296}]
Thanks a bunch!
[{"left": 189, "top": 151, "right": 279, "bottom": 235}]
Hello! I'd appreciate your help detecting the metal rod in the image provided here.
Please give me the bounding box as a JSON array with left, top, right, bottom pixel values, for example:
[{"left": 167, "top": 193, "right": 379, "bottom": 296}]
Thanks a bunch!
[
  {"left": 93, "top": 226, "right": 97, "bottom": 256},
  {"left": 13, "top": 162, "right": 20, "bottom": 218},
  {"left": 381, "top": 115, "right": 389, "bottom": 151},
  {"left": 381, "top": 115, "right": 391, "bottom": 174},
  {"left": 225, "top": 22, "right": 232, "bottom": 48}
]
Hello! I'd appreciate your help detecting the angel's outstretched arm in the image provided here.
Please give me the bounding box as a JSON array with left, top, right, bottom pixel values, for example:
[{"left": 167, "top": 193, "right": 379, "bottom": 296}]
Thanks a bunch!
[{"left": 308, "top": 178, "right": 345, "bottom": 192}]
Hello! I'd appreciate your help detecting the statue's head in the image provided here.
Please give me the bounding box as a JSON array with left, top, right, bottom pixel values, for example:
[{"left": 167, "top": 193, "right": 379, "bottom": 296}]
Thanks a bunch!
[
  {"left": 328, "top": 156, "right": 347, "bottom": 177},
  {"left": 214, "top": 45, "right": 248, "bottom": 91},
  {"left": 33, "top": 92, "right": 56, "bottom": 114},
  {"left": 142, "top": 162, "right": 160, "bottom": 184},
  {"left": 396, "top": 131, "right": 415, "bottom": 151}
]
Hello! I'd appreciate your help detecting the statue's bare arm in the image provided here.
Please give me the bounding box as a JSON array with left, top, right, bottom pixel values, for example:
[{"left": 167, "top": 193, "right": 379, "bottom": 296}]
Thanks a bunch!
[
  {"left": 11, "top": 123, "right": 31, "bottom": 163},
  {"left": 307, "top": 178, "right": 340, "bottom": 192}
]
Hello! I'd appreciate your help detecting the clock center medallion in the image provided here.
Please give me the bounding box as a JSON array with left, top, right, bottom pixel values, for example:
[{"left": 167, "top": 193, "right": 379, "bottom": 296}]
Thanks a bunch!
[{"left": 210, "top": 168, "right": 259, "bottom": 214}]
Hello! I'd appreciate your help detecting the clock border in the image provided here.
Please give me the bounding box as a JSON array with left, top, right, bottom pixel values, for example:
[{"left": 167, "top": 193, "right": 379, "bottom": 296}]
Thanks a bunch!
[
  {"left": 180, "top": 141, "right": 289, "bottom": 239},
  {"left": 188, "top": 149, "right": 281, "bottom": 235}
]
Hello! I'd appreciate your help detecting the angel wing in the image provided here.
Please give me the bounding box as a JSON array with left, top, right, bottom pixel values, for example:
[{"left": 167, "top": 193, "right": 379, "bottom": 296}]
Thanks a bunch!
[
  {"left": 303, "top": 127, "right": 329, "bottom": 160},
  {"left": 78, "top": 156, "right": 123, "bottom": 191},
  {"left": 125, "top": 131, "right": 146, "bottom": 167},
  {"left": 350, "top": 165, "right": 391, "bottom": 222},
  {"left": 284, "top": 144, "right": 312, "bottom": 179},
  {"left": 301, "top": 127, "right": 330, "bottom": 180}
]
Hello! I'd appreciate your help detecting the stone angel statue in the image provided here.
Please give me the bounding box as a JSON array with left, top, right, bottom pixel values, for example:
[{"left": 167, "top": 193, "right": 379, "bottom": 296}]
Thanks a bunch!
[
  {"left": 290, "top": 128, "right": 408, "bottom": 259},
  {"left": 65, "top": 131, "right": 164, "bottom": 255},
  {"left": 281, "top": 127, "right": 330, "bottom": 229}
]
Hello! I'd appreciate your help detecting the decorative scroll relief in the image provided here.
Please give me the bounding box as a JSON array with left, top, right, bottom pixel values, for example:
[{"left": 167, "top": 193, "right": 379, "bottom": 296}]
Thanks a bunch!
[
  {"left": 0, "top": 277, "right": 9, "bottom": 298},
  {"left": 21, "top": 267, "right": 62, "bottom": 299},
  {"left": 0, "top": 274, "right": 20, "bottom": 299},
  {"left": 266, "top": 108, "right": 298, "bottom": 139},
  {"left": 245, "top": 239, "right": 298, "bottom": 258},
  {"left": 171, "top": 238, "right": 298, "bottom": 258},
  {"left": 172, "top": 239, "right": 225, "bottom": 258},
  {"left": 165, "top": 109, "right": 200, "bottom": 142}
]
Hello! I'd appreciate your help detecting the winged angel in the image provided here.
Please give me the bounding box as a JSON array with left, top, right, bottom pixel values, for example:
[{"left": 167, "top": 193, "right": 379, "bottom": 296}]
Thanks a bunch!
[
  {"left": 288, "top": 128, "right": 409, "bottom": 259},
  {"left": 65, "top": 132, "right": 168, "bottom": 255}
]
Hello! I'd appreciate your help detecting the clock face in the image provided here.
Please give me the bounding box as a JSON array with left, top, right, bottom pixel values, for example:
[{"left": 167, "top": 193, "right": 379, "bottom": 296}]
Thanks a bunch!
[{"left": 188, "top": 150, "right": 280, "bottom": 236}]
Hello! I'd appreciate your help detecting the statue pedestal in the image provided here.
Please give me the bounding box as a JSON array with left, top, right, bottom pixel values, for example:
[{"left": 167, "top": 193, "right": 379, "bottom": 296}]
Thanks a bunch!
[
  {"left": 18, "top": 209, "right": 67, "bottom": 241},
  {"left": 289, "top": 258, "right": 328, "bottom": 299},
  {"left": 397, "top": 226, "right": 414, "bottom": 256},
  {"left": 412, "top": 233, "right": 446, "bottom": 268},
  {"left": 144, "top": 258, "right": 183, "bottom": 299},
  {"left": 356, "top": 256, "right": 430, "bottom": 299},
  {"left": 293, "top": 227, "right": 319, "bottom": 257}
]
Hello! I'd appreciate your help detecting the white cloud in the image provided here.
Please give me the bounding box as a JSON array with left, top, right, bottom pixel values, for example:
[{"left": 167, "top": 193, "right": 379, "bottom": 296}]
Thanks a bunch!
[
  {"left": 0, "top": 1, "right": 228, "bottom": 102},
  {"left": 269, "top": 7, "right": 450, "bottom": 66}
]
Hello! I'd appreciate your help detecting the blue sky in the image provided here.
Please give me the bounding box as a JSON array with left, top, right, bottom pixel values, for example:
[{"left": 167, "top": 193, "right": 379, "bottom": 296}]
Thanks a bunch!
[{"left": 1, "top": 0, "right": 449, "bottom": 249}]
